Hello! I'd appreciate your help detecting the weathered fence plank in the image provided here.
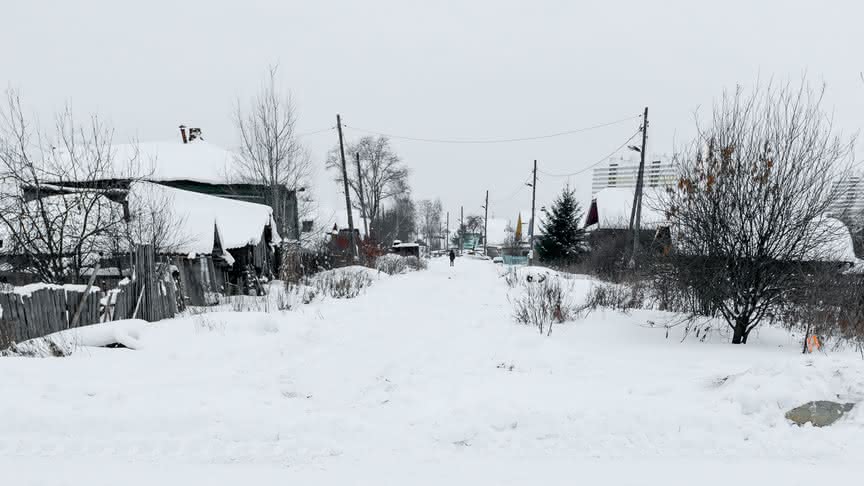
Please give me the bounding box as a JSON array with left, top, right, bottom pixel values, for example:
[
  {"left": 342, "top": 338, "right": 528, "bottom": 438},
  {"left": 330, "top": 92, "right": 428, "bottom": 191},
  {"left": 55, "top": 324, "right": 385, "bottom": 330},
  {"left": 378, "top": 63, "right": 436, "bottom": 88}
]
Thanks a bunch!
[{"left": 1, "top": 246, "right": 186, "bottom": 347}]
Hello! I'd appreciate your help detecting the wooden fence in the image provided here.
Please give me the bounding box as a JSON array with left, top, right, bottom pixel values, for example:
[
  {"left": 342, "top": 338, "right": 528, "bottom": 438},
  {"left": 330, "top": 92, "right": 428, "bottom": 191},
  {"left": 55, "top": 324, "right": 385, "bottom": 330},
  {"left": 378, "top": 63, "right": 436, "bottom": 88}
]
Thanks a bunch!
[
  {"left": 0, "top": 245, "right": 179, "bottom": 348},
  {"left": 0, "top": 287, "right": 103, "bottom": 347}
]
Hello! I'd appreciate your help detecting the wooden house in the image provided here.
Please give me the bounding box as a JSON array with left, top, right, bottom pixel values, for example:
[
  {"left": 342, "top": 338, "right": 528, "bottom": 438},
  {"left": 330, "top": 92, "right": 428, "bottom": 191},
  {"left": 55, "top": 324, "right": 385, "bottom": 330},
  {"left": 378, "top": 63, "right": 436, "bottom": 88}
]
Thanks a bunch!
[{"left": 7, "top": 131, "right": 289, "bottom": 305}]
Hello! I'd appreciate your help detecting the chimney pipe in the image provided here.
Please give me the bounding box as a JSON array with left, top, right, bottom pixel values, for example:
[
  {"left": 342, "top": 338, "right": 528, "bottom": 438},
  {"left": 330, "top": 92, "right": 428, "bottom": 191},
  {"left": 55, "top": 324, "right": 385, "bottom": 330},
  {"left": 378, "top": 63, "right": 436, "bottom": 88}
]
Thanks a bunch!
[{"left": 179, "top": 125, "right": 188, "bottom": 144}]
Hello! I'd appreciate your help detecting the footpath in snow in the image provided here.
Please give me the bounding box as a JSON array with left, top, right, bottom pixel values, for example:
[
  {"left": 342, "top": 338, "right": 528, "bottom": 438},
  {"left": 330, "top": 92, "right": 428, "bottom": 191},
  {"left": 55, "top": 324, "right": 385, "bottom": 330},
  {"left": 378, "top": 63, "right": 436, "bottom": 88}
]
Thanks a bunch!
[{"left": 2, "top": 257, "right": 863, "bottom": 485}]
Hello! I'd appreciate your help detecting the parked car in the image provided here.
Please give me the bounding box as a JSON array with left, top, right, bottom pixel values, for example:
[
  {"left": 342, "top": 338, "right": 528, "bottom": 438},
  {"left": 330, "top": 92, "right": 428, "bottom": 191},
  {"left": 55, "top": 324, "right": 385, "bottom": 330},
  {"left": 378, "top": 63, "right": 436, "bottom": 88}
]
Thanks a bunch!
[{"left": 492, "top": 256, "right": 504, "bottom": 264}]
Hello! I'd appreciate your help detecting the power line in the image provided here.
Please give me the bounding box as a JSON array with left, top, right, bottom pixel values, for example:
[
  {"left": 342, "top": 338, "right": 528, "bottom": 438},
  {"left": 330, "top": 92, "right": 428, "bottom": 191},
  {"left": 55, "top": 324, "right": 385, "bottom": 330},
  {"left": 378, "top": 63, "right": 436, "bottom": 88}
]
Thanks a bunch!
[
  {"left": 296, "top": 126, "right": 336, "bottom": 137},
  {"left": 536, "top": 129, "right": 642, "bottom": 178},
  {"left": 490, "top": 175, "right": 533, "bottom": 204},
  {"left": 341, "top": 115, "right": 640, "bottom": 145}
]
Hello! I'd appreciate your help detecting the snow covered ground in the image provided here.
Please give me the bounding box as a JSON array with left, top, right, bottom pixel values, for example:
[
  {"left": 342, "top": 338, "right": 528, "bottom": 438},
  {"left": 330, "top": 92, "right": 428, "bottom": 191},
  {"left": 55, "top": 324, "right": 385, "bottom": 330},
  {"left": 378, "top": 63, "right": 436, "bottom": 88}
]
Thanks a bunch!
[{"left": 2, "top": 258, "right": 863, "bottom": 485}]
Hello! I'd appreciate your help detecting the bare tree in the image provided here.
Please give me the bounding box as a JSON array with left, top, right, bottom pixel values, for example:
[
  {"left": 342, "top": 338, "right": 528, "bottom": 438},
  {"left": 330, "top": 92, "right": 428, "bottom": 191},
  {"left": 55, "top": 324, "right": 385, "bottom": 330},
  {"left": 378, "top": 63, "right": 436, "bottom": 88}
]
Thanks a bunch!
[
  {"left": 417, "top": 198, "right": 443, "bottom": 249},
  {"left": 0, "top": 90, "right": 144, "bottom": 283},
  {"left": 377, "top": 196, "right": 416, "bottom": 246},
  {"left": 501, "top": 222, "right": 523, "bottom": 254},
  {"left": 662, "top": 81, "right": 854, "bottom": 344},
  {"left": 234, "top": 65, "right": 312, "bottom": 239},
  {"left": 326, "top": 136, "right": 409, "bottom": 241},
  {"left": 121, "top": 183, "right": 190, "bottom": 255},
  {"left": 465, "top": 215, "right": 484, "bottom": 235}
]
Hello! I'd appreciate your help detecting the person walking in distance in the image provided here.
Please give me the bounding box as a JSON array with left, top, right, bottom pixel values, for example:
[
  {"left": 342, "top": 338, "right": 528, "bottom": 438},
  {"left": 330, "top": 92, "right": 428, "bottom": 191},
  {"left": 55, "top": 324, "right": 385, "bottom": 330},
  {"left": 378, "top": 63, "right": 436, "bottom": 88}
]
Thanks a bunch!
[{"left": 449, "top": 249, "right": 456, "bottom": 267}]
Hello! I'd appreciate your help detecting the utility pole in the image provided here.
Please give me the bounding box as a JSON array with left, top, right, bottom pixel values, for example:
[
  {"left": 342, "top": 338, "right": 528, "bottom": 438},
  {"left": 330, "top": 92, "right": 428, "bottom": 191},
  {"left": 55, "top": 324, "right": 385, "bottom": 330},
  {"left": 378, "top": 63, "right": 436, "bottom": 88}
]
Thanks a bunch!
[
  {"left": 630, "top": 107, "right": 649, "bottom": 266},
  {"left": 336, "top": 114, "right": 357, "bottom": 261},
  {"left": 446, "top": 211, "right": 450, "bottom": 251},
  {"left": 459, "top": 206, "right": 464, "bottom": 256},
  {"left": 354, "top": 152, "right": 369, "bottom": 240},
  {"left": 528, "top": 159, "right": 537, "bottom": 265},
  {"left": 483, "top": 190, "right": 489, "bottom": 257}
]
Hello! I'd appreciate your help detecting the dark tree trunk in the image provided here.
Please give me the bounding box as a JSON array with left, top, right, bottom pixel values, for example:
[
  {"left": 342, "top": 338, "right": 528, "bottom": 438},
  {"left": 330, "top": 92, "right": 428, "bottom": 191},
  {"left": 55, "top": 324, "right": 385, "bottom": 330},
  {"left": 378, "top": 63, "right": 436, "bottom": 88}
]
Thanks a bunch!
[{"left": 732, "top": 316, "right": 748, "bottom": 344}]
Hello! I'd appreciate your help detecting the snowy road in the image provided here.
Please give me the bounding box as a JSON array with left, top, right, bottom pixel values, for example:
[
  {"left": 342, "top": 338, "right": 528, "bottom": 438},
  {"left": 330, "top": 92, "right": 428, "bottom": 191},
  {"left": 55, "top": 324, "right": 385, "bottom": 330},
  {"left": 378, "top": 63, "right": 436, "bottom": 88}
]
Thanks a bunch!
[{"left": 2, "top": 257, "right": 863, "bottom": 484}]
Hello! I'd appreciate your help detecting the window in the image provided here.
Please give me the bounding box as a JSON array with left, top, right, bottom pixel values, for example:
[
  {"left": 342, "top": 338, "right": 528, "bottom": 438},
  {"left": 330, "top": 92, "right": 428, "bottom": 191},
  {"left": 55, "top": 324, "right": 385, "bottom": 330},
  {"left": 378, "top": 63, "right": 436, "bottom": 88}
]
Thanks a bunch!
[{"left": 302, "top": 220, "right": 314, "bottom": 233}]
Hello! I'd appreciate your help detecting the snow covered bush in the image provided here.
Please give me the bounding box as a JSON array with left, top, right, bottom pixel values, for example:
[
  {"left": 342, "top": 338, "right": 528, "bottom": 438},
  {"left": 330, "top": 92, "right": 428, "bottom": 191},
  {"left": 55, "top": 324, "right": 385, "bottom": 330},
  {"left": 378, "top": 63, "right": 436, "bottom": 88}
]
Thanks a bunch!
[
  {"left": 376, "top": 254, "right": 408, "bottom": 275},
  {"left": 306, "top": 268, "right": 373, "bottom": 299},
  {"left": 281, "top": 281, "right": 318, "bottom": 306},
  {"left": 774, "top": 270, "right": 864, "bottom": 353},
  {"left": 580, "top": 281, "right": 647, "bottom": 315},
  {"left": 510, "top": 275, "right": 579, "bottom": 335},
  {"left": 1, "top": 336, "right": 73, "bottom": 358},
  {"left": 502, "top": 267, "right": 519, "bottom": 288},
  {"left": 404, "top": 256, "right": 427, "bottom": 271},
  {"left": 193, "top": 314, "right": 227, "bottom": 334},
  {"left": 376, "top": 254, "right": 426, "bottom": 275}
]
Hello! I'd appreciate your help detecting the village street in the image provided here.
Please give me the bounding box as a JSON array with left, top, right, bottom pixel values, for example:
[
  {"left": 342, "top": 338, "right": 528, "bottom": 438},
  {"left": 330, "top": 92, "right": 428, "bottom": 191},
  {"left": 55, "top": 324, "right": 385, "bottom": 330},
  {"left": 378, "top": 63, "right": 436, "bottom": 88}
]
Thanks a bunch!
[{"left": 2, "top": 258, "right": 864, "bottom": 485}]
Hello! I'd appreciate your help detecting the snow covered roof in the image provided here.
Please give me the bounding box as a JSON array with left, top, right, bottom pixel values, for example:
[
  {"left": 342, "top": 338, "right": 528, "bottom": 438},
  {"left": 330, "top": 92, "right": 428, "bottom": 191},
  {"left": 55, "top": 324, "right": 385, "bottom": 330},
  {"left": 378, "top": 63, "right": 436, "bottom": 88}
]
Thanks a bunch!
[
  {"left": 129, "top": 182, "right": 279, "bottom": 254},
  {"left": 670, "top": 215, "right": 857, "bottom": 264},
  {"left": 111, "top": 140, "right": 233, "bottom": 184},
  {"left": 803, "top": 217, "right": 857, "bottom": 263},
  {"left": 393, "top": 242, "right": 419, "bottom": 248},
  {"left": 586, "top": 187, "right": 666, "bottom": 230}
]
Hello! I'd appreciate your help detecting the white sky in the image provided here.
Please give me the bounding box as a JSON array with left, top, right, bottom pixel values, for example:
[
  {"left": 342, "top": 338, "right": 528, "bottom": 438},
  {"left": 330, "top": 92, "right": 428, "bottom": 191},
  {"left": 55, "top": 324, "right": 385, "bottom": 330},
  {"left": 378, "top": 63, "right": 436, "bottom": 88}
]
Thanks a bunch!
[{"left": 4, "top": 0, "right": 863, "bottom": 227}]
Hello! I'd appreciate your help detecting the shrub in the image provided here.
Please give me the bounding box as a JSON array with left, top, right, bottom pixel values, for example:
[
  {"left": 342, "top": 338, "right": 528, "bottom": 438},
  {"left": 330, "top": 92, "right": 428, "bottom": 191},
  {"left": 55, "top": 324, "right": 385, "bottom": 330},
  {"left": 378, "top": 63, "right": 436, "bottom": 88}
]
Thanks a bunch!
[
  {"left": 376, "top": 254, "right": 427, "bottom": 275},
  {"left": 305, "top": 269, "right": 373, "bottom": 299},
  {"left": 1, "top": 336, "right": 73, "bottom": 357},
  {"left": 509, "top": 275, "right": 578, "bottom": 335},
  {"left": 286, "top": 282, "right": 318, "bottom": 305},
  {"left": 502, "top": 266, "right": 520, "bottom": 288},
  {"left": 580, "top": 281, "right": 646, "bottom": 314},
  {"left": 581, "top": 230, "right": 632, "bottom": 281},
  {"left": 376, "top": 254, "right": 408, "bottom": 275},
  {"left": 404, "top": 256, "right": 427, "bottom": 271},
  {"left": 193, "top": 314, "right": 227, "bottom": 334}
]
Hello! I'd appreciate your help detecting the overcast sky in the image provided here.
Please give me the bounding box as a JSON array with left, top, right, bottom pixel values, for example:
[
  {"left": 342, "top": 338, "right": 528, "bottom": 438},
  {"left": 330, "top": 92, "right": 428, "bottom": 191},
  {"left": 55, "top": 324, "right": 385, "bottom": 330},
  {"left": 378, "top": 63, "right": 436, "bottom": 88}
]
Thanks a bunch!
[{"left": 4, "top": 0, "right": 863, "bottom": 225}]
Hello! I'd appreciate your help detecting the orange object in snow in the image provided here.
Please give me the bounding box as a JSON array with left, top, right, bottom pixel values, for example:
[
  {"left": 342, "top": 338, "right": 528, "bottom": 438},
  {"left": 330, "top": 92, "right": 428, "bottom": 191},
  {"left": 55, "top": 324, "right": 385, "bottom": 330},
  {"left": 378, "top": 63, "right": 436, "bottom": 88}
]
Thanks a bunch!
[{"left": 807, "top": 335, "right": 821, "bottom": 353}]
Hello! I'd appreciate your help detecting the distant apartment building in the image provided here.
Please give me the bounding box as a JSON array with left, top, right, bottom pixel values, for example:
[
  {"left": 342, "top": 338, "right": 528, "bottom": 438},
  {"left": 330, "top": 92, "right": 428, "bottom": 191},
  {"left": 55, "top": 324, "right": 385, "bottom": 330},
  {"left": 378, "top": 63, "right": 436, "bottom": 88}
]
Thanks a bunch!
[
  {"left": 827, "top": 176, "right": 864, "bottom": 219},
  {"left": 591, "top": 155, "right": 675, "bottom": 194}
]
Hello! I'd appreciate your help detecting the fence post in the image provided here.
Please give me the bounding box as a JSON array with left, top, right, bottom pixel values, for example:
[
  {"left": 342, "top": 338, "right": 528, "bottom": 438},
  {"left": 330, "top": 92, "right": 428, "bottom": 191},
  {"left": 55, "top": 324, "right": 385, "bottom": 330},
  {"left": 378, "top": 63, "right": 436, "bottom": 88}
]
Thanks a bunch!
[{"left": 70, "top": 261, "right": 100, "bottom": 329}]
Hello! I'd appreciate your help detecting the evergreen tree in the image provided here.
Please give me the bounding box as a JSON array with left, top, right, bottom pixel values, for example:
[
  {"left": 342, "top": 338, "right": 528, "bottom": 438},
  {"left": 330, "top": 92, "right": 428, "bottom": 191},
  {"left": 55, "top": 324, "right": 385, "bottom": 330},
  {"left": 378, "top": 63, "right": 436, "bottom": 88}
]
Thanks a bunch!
[{"left": 537, "top": 186, "right": 586, "bottom": 263}]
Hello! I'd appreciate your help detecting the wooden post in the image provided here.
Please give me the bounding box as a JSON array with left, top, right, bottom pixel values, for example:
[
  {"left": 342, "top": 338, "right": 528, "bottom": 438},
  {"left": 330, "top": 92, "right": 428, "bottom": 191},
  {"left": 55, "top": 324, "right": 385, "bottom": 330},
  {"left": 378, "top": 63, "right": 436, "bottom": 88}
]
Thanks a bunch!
[
  {"left": 446, "top": 212, "right": 449, "bottom": 250},
  {"left": 459, "top": 206, "right": 464, "bottom": 256},
  {"left": 355, "top": 152, "right": 370, "bottom": 240},
  {"left": 336, "top": 114, "right": 358, "bottom": 261},
  {"left": 70, "top": 261, "right": 100, "bottom": 329},
  {"left": 133, "top": 283, "right": 146, "bottom": 319},
  {"left": 529, "top": 160, "right": 537, "bottom": 266},
  {"left": 135, "top": 244, "right": 159, "bottom": 322},
  {"left": 629, "top": 107, "right": 649, "bottom": 266},
  {"left": 484, "top": 190, "right": 489, "bottom": 257}
]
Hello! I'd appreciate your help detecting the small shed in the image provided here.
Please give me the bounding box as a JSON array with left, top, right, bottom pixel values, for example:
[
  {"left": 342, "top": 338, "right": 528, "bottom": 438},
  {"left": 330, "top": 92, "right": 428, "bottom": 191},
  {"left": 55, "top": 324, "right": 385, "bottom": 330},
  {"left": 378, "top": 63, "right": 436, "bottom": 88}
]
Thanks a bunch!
[{"left": 391, "top": 242, "right": 420, "bottom": 258}]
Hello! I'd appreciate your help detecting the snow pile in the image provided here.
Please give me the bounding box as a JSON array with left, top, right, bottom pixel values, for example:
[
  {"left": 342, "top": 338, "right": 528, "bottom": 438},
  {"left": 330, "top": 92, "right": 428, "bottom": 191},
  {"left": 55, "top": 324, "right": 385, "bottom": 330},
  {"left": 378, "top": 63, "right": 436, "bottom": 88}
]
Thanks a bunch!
[
  {"left": 4, "top": 319, "right": 147, "bottom": 355},
  {"left": 62, "top": 319, "right": 147, "bottom": 349}
]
